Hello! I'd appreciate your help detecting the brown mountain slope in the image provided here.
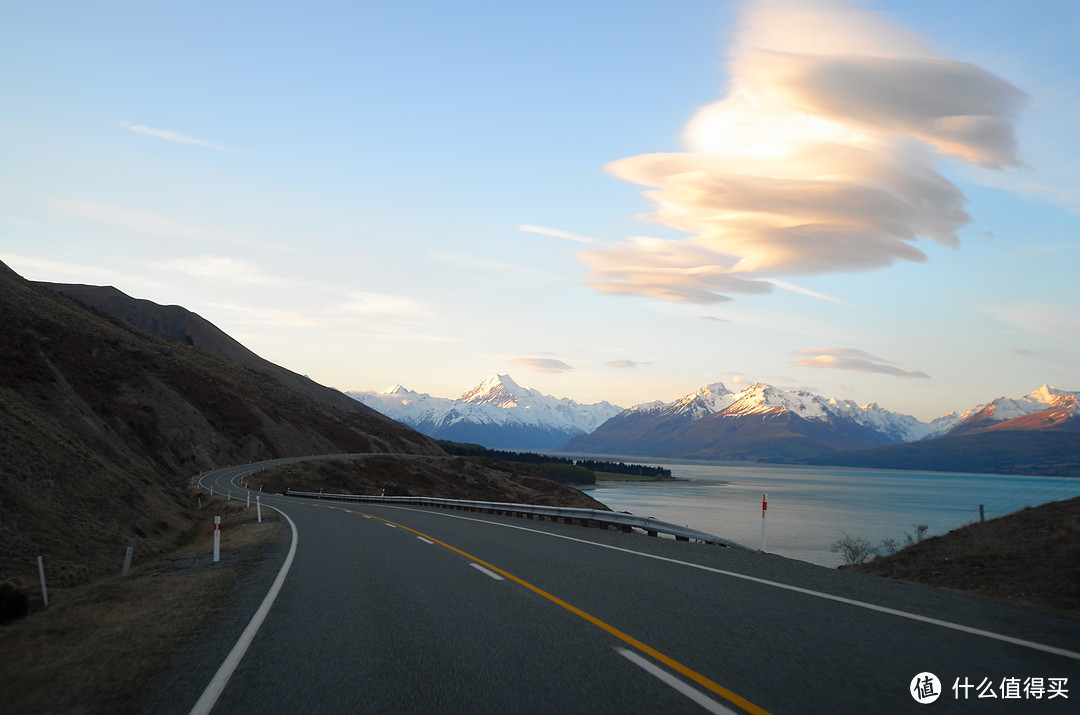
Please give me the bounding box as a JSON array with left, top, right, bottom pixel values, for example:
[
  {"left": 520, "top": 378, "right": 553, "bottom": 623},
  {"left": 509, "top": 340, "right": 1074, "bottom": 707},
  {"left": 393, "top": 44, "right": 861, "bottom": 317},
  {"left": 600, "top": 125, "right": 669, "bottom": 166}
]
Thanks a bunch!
[
  {"left": 0, "top": 260, "right": 441, "bottom": 591},
  {"left": 37, "top": 281, "right": 383, "bottom": 418}
]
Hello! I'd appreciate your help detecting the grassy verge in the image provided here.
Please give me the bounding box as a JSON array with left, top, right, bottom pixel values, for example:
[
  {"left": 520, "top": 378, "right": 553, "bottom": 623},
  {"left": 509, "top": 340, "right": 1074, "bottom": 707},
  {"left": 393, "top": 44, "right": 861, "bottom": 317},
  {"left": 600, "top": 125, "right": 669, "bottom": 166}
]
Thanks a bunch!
[{"left": 0, "top": 496, "right": 284, "bottom": 714}]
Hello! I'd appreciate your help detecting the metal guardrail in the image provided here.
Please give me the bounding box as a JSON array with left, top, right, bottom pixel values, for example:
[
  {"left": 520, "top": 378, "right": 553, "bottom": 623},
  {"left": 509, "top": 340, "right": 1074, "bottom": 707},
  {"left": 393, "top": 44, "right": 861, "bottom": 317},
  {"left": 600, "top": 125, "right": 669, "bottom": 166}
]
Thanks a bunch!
[{"left": 283, "top": 489, "right": 749, "bottom": 549}]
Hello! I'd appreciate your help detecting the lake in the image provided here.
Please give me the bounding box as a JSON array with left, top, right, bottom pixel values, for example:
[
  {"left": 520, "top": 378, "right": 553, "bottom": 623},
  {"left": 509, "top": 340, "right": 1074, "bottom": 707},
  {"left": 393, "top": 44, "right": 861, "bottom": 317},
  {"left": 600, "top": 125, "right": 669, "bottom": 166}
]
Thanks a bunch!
[{"left": 575, "top": 458, "right": 1080, "bottom": 567}]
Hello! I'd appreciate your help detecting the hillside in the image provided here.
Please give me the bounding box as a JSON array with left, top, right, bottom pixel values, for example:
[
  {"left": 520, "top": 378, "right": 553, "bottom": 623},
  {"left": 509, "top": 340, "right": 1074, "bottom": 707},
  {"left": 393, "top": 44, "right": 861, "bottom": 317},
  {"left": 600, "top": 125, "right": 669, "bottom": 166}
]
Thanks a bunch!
[
  {"left": 846, "top": 496, "right": 1080, "bottom": 616},
  {"left": 0, "top": 261, "right": 442, "bottom": 592},
  {"left": 38, "top": 281, "right": 380, "bottom": 418}
]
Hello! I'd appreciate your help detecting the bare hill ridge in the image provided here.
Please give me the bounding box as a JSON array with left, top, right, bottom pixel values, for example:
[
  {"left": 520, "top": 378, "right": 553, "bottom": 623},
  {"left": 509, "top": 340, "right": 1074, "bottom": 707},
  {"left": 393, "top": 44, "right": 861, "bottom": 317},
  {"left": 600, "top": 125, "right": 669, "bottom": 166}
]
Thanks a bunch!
[
  {"left": 37, "top": 281, "right": 381, "bottom": 418},
  {"left": 0, "top": 261, "right": 441, "bottom": 590}
]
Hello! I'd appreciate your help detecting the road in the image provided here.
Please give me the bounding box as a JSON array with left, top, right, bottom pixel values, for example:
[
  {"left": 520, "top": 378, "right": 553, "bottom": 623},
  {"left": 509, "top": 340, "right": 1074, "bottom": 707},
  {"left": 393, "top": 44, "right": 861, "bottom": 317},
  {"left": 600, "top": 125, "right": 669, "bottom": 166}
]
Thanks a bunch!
[{"left": 181, "top": 460, "right": 1079, "bottom": 714}]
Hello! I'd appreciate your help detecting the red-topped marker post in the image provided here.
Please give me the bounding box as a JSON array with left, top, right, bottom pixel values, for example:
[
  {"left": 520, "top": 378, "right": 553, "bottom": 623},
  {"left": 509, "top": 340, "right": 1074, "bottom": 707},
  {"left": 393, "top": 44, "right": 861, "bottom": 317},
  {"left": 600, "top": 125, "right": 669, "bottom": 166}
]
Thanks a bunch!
[
  {"left": 213, "top": 516, "right": 221, "bottom": 563},
  {"left": 759, "top": 493, "right": 767, "bottom": 553}
]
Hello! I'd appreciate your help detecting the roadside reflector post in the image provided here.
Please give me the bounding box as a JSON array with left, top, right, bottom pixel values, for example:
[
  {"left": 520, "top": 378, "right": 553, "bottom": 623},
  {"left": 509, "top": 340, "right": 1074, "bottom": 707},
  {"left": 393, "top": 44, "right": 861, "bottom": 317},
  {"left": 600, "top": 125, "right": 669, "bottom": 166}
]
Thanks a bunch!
[
  {"left": 979, "top": 504, "right": 985, "bottom": 522},
  {"left": 122, "top": 546, "right": 133, "bottom": 577},
  {"left": 246, "top": 492, "right": 251, "bottom": 508},
  {"left": 256, "top": 496, "right": 262, "bottom": 523},
  {"left": 759, "top": 493, "right": 767, "bottom": 553},
  {"left": 37, "top": 556, "right": 48, "bottom": 607},
  {"left": 213, "top": 516, "right": 221, "bottom": 563},
  {"left": 209, "top": 485, "right": 214, "bottom": 497}
]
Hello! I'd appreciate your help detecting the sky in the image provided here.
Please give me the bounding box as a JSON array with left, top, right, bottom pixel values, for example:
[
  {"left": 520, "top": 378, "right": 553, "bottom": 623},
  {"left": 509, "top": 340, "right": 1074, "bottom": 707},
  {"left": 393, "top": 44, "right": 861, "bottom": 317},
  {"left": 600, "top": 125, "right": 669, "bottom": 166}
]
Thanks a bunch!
[{"left": 2, "top": 0, "right": 1078, "bottom": 422}]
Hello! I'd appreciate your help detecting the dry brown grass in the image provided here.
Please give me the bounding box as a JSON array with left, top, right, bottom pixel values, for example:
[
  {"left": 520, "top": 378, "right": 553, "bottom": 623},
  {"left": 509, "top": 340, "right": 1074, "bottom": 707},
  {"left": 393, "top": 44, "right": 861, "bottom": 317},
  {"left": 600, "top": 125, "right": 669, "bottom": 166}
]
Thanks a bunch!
[
  {"left": 847, "top": 496, "right": 1080, "bottom": 618},
  {"left": 0, "top": 496, "right": 283, "bottom": 714}
]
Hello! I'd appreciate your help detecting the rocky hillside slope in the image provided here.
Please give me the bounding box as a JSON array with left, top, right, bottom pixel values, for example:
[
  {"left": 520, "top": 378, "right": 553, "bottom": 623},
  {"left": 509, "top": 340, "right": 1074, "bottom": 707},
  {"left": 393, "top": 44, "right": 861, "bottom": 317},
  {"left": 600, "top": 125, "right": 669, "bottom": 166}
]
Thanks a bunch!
[{"left": 0, "top": 261, "right": 441, "bottom": 591}]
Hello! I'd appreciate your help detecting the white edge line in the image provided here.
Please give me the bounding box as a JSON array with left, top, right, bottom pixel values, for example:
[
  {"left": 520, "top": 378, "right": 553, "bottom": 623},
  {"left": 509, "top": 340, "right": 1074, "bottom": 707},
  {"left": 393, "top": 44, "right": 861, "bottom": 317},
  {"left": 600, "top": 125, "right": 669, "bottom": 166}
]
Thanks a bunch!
[
  {"left": 376, "top": 505, "right": 1080, "bottom": 662},
  {"left": 469, "top": 563, "right": 504, "bottom": 581},
  {"left": 188, "top": 504, "right": 298, "bottom": 715},
  {"left": 615, "top": 647, "right": 737, "bottom": 715},
  {"left": 385, "top": 523, "right": 397, "bottom": 528},
  {"left": 417, "top": 536, "right": 434, "bottom": 544}
]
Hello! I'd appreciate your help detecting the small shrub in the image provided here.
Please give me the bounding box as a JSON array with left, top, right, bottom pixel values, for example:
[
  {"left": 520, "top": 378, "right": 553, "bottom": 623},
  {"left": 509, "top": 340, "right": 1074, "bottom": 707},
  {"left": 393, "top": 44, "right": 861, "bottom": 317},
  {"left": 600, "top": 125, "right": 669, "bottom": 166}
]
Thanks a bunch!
[
  {"left": 831, "top": 531, "right": 877, "bottom": 565},
  {"left": 904, "top": 523, "right": 929, "bottom": 547}
]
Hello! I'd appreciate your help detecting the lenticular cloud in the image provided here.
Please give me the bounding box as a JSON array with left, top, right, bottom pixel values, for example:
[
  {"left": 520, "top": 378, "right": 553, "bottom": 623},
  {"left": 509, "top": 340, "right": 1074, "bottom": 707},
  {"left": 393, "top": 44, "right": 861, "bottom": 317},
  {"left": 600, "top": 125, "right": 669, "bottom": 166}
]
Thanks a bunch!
[{"left": 580, "top": 0, "right": 1026, "bottom": 303}]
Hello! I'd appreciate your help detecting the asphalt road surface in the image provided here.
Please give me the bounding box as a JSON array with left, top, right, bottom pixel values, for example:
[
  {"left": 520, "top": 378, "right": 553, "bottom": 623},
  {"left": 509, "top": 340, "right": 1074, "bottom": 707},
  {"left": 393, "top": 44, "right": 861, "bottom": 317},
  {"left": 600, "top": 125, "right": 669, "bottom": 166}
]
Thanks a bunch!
[{"left": 173, "top": 460, "right": 1079, "bottom": 714}]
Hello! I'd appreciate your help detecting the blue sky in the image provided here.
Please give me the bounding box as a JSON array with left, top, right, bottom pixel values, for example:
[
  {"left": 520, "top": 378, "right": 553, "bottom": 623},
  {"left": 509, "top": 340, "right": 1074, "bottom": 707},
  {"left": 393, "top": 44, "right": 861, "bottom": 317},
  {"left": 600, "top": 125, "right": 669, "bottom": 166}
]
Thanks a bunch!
[{"left": 2, "top": 0, "right": 1077, "bottom": 421}]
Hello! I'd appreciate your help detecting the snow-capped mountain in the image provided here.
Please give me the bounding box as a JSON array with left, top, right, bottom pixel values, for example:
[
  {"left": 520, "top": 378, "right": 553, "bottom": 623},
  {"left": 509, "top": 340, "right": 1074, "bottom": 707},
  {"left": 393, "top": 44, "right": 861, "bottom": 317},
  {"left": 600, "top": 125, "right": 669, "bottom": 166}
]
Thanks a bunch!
[
  {"left": 348, "top": 374, "right": 623, "bottom": 450},
  {"left": 560, "top": 381, "right": 1047, "bottom": 460},
  {"left": 931, "top": 385, "right": 1080, "bottom": 438},
  {"left": 618, "top": 382, "right": 948, "bottom": 442}
]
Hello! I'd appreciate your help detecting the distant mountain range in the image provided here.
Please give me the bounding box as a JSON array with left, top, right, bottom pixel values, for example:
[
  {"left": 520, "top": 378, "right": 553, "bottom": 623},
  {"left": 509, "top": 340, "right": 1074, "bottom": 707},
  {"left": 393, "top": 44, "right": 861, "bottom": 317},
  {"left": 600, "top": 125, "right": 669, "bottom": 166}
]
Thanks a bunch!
[
  {"left": 352, "top": 374, "right": 1079, "bottom": 476},
  {"left": 348, "top": 375, "right": 623, "bottom": 450},
  {"left": 563, "top": 382, "right": 1080, "bottom": 475}
]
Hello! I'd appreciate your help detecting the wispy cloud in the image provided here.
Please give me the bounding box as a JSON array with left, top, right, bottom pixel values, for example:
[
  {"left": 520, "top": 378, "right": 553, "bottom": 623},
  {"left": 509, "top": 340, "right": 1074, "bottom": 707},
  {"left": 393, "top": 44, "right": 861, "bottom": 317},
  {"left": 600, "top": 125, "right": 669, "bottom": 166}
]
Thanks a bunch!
[
  {"left": 604, "top": 359, "right": 640, "bottom": 369},
  {"left": 579, "top": 0, "right": 1026, "bottom": 304},
  {"left": 118, "top": 122, "right": 229, "bottom": 151},
  {"left": 762, "top": 279, "right": 853, "bottom": 306},
  {"left": 509, "top": 357, "right": 575, "bottom": 374},
  {"left": 207, "top": 294, "right": 441, "bottom": 339},
  {"left": 793, "top": 347, "right": 930, "bottom": 378},
  {"left": 151, "top": 255, "right": 293, "bottom": 286},
  {"left": 980, "top": 302, "right": 1080, "bottom": 342},
  {"left": 52, "top": 199, "right": 252, "bottom": 244},
  {"left": 0, "top": 252, "right": 153, "bottom": 288},
  {"left": 518, "top": 224, "right": 602, "bottom": 245}
]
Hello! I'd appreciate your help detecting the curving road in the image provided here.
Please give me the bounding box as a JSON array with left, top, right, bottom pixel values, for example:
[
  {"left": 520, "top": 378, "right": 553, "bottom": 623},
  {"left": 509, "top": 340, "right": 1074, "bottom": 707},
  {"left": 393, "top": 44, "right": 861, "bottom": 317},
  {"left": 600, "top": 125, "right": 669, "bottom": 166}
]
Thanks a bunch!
[{"left": 179, "top": 460, "right": 1079, "bottom": 714}]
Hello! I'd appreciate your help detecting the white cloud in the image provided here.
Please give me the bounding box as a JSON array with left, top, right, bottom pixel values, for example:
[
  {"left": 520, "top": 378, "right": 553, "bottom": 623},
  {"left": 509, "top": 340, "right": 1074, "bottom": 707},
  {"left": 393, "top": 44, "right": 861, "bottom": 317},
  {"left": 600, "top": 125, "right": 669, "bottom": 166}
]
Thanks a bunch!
[
  {"left": 980, "top": 303, "right": 1080, "bottom": 342},
  {"left": 793, "top": 347, "right": 930, "bottom": 378},
  {"left": 509, "top": 357, "right": 575, "bottom": 373},
  {"left": 517, "top": 224, "right": 602, "bottom": 245},
  {"left": 151, "top": 255, "right": 292, "bottom": 286},
  {"left": 52, "top": 199, "right": 252, "bottom": 244},
  {"left": 118, "top": 122, "right": 228, "bottom": 151},
  {"left": 604, "top": 359, "right": 640, "bottom": 368},
  {"left": 580, "top": 0, "right": 1026, "bottom": 303}
]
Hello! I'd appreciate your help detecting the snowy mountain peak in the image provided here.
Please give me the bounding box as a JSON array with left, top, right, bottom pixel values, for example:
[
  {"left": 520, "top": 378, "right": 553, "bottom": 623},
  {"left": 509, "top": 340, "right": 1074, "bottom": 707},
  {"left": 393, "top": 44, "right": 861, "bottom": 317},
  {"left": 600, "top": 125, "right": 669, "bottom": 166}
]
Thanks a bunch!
[
  {"left": 1026, "top": 384, "right": 1078, "bottom": 409},
  {"left": 460, "top": 374, "right": 529, "bottom": 407},
  {"left": 349, "top": 375, "right": 624, "bottom": 450}
]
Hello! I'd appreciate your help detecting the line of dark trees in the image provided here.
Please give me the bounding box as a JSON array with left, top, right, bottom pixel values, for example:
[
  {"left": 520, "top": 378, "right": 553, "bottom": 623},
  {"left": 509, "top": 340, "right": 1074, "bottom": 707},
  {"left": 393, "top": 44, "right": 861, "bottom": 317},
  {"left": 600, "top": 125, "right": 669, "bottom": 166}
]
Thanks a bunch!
[{"left": 437, "top": 441, "right": 672, "bottom": 480}]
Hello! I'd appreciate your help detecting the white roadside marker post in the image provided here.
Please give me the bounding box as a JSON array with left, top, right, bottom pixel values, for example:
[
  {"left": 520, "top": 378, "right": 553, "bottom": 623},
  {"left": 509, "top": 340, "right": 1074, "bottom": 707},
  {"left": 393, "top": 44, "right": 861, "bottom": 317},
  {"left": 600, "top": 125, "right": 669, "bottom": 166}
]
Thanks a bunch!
[
  {"left": 246, "top": 492, "right": 251, "bottom": 508},
  {"left": 759, "top": 493, "right": 767, "bottom": 553},
  {"left": 37, "top": 556, "right": 48, "bottom": 607},
  {"left": 256, "top": 496, "right": 262, "bottom": 523},
  {"left": 213, "top": 516, "right": 221, "bottom": 563},
  {"left": 122, "top": 546, "right": 133, "bottom": 577}
]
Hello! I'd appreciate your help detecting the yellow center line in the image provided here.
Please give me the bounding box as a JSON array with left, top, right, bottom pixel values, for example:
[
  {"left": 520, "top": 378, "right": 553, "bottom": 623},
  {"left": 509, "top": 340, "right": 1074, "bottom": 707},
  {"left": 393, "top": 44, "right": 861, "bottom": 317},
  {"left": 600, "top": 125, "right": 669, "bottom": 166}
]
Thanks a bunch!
[{"left": 336, "top": 507, "right": 772, "bottom": 715}]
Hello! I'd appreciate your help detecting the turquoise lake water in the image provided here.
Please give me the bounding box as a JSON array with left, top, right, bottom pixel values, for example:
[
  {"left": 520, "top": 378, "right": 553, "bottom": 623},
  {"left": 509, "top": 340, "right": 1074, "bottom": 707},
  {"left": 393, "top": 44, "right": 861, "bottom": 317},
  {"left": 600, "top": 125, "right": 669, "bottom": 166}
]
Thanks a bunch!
[{"left": 576, "top": 458, "right": 1080, "bottom": 567}]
